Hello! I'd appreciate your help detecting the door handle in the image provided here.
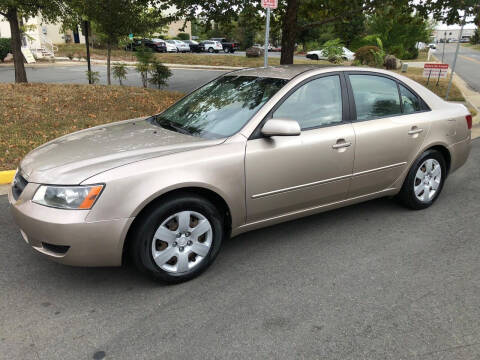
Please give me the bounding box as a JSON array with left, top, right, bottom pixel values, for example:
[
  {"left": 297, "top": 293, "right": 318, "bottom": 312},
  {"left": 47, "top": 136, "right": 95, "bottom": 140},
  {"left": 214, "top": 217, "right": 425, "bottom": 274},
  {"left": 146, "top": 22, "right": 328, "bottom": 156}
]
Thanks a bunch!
[
  {"left": 332, "top": 140, "right": 352, "bottom": 149},
  {"left": 408, "top": 127, "right": 424, "bottom": 135}
]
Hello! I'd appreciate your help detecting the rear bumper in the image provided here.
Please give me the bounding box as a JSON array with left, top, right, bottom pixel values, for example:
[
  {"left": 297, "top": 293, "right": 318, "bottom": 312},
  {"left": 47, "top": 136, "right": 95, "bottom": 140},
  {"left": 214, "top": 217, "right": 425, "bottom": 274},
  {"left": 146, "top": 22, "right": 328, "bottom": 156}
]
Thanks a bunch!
[{"left": 8, "top": 184, "right": 133, "bottom": 267}]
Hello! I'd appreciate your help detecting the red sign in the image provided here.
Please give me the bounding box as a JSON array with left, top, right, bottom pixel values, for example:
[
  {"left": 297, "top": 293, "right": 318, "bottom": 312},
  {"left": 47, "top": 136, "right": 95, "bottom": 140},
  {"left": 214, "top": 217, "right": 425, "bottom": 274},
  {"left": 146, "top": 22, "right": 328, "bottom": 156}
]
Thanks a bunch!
[
  {"left": 262, "top": 0, "right": 278, "bottom": 9},
  {"left": 424, "top": 63, "right": 449, "bottom": 70},
  {"left": 423, "top": 63, "right": 449, "bottom": 78}
]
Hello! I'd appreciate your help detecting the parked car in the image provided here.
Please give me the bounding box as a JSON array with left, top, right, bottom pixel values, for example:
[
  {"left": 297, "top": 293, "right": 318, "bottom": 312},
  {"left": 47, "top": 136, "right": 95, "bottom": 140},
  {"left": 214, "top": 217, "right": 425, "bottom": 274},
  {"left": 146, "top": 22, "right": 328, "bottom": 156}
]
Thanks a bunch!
[
  {"left": 428, "top": 43, "right": 437, "bottom": 49},
  {"left": 125, "top": 38, "right": 166, "bottom": 53},
  {"left": 306, "top": 47, "right": 355, "bottom": 61},
  {"left": 210, "top": 38, "right": 240, "bottom": 53},
  {"left": 183, "top": 40, "right": 201, "bottom": 53},
  {"left": 166, "top": 40, "right": 190, "bottom": 53},
  {"left": 200, "top": 40, "right": 223, "bottom": 53},
  {"left": 246, "top": 46, "right": 264, "bottom": 57},
  {"left": 9, "top": 65, "right": 472, "bottom": 283},
  {"left": 163, "top": 41, "right": 177, "bottom": 53}
]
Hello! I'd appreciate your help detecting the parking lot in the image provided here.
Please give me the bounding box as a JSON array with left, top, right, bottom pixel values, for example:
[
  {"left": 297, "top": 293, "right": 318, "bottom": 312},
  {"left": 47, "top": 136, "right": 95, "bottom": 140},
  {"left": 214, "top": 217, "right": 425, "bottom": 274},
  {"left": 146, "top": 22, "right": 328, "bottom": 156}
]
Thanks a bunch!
[{"left": 1, "top": 139, "right": 479, "bottom": 360}]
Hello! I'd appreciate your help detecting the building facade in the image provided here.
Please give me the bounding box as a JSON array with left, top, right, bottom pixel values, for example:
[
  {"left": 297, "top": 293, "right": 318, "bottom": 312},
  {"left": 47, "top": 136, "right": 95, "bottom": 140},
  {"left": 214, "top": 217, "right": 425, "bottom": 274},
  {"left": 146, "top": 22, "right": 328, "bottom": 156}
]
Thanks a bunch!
[
  {"left": 433, "top": 25, "right": 477, "bottom": 42},
  {"left": 0, "top": 15, "right": 191, "bottom": 58}
]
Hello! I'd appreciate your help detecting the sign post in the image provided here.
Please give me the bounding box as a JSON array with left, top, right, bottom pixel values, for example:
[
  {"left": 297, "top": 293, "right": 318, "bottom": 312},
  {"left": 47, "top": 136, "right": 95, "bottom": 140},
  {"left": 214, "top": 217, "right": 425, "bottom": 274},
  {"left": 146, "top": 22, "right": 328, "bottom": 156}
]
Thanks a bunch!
[
  {"left": 446, "top": 14, "right": 466, "bottom": 100},
  {"left": 261, "top": 0, "right": 277, "bottom": 67}
]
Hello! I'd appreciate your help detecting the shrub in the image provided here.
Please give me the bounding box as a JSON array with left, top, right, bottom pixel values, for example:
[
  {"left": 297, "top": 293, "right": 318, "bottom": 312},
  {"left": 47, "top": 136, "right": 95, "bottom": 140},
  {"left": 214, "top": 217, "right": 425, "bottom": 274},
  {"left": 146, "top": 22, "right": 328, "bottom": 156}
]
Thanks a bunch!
[
  {"left": 112, "top": 63, "right": 128, "bottom": 85},
  {"left": 135, "top": 46, "right": 154, "bottom": 88},
  {"left": 0, "top": 38, "right": 11, "bottom": 62},
  {"left": 177, "top": 33, "right": 190, "bottom": 40},
  {"left": 321, "top": 38, "right": 344, "bottom": 63},
  {"left": 86, "top": 70, "right": 100, "bottom": 84},
  {"left": 354, "top": 45, "right": 380, "bottom": 66},
  {"left": 384, "top": 54, "right": 398, "bottom": 70},
  {"left": 148, "top": 60, "right": 172, "bottom": 89},
  {"left": 402, "top": 47, "right": 418, "bottom": 60}
]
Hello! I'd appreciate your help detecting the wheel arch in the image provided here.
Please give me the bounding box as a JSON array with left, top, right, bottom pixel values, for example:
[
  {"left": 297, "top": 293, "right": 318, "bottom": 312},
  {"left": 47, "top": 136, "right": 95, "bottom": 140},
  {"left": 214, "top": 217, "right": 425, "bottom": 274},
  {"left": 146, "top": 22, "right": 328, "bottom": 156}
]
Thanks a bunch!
[
  {"left": 424, "top": 144, "right": 451, "bottom": 175},
  {"left": 122, "top": 186, "right": 233, "bottom": 264}
]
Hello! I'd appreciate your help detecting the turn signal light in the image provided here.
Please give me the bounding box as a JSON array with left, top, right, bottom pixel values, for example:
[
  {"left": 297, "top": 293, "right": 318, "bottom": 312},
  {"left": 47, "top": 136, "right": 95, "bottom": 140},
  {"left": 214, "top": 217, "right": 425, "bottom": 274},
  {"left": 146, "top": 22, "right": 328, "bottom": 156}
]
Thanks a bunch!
[{"left": 466, "top": 115, "right": 472, "bottom": 130}]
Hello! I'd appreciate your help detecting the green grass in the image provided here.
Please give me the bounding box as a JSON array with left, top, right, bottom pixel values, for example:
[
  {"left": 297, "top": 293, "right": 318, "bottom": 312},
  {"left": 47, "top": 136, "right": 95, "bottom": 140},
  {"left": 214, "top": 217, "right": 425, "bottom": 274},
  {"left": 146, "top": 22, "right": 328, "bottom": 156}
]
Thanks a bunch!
[
  {"left": 56, "top": 43, "right": 325, "bottom": 67},
  {"left": 461, "top": 43, "right": 480, "bottom": 51}
]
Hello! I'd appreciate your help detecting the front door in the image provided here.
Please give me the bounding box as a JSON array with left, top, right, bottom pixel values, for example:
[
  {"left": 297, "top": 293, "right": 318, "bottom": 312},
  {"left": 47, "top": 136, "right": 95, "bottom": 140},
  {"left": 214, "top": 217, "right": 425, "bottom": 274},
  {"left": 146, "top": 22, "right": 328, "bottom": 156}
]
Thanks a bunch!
[
  {"left": 346, "top": 73, "right": 431, "bottom": 197},
  {"left": 245, "top": 74, "right": 355, "bottom": 223}
]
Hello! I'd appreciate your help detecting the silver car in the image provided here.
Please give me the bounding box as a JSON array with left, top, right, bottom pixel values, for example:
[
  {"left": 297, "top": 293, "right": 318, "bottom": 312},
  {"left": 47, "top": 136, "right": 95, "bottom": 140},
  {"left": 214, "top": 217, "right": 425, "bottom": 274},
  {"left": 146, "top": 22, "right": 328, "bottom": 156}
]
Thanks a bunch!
[{"left": 9, "top": 65, "right": 472, "bottom": 282}]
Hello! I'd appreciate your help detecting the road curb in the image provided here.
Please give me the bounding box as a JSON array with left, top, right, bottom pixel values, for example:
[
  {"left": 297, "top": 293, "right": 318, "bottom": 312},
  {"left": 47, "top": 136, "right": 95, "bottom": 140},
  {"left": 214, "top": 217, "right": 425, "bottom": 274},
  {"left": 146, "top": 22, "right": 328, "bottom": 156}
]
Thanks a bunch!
[{"left": 0, "top": 170, "right": 15, "bottom": 185}]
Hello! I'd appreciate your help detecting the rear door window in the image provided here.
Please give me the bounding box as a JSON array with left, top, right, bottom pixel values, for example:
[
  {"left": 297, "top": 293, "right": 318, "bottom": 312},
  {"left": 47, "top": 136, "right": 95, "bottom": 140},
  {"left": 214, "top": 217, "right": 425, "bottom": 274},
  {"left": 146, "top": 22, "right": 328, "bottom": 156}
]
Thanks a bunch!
[
  {"left": 349, "top": 75, "right": 402, "bottom": 121},
  {"left": 399, "top": 84, "right": 422, "bottom": 114}
]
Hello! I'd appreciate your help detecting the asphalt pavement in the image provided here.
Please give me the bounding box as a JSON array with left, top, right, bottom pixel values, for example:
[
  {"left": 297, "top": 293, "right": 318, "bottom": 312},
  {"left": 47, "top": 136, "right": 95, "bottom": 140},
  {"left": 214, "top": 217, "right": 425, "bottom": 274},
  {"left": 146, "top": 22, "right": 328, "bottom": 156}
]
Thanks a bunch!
[
  {"left": 435, "top": 43, "right": 480, "bottom": 92},
  {"left": 0, "top": 65, "right": 228, "bottom": 93},
  {"left": 1, "top": 139, "right": 480, "bottom": 359}
]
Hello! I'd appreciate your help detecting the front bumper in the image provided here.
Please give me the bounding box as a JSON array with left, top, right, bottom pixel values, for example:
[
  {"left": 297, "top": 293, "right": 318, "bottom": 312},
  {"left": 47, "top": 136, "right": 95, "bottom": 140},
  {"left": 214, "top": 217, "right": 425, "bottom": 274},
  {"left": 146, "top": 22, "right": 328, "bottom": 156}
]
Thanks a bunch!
[{"left": 8, "top": 183, "right": 134, "bottom": 267}]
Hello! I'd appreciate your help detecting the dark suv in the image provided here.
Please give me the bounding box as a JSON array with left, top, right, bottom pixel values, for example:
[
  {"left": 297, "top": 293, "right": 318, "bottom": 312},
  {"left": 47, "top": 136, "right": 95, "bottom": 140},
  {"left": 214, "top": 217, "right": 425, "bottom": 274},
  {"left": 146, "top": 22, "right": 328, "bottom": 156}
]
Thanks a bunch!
[
  {"left": 210, "top": 38, "right": 240, "bottom": 53},
  {"left": 125, "top": 38, "right": 166, "bottom": 53}
]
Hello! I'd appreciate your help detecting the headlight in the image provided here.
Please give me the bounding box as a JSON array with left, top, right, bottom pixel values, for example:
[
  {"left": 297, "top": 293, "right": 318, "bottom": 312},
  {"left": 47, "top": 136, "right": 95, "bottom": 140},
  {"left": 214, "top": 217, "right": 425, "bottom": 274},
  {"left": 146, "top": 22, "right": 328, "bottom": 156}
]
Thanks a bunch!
[{"left": 33, "top": 185, "right": 104, "bottom": 210}]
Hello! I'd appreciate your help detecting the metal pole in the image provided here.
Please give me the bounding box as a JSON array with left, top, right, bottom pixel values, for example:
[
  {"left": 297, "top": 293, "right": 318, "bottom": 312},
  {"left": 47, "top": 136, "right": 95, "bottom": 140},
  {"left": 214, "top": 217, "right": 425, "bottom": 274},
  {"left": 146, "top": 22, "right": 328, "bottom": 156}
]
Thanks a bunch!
[
  {"left": 264, "top": 7, "right": 271, "bottom": 68},
  {"left": 84, "top": 20, "right": 92, "bottom": 84},
  {"left": 441, "top": 31, "right": 446, "bottom": 63},
  {"left": 446, "top": 15, "right": 466, "bottom": 100}
]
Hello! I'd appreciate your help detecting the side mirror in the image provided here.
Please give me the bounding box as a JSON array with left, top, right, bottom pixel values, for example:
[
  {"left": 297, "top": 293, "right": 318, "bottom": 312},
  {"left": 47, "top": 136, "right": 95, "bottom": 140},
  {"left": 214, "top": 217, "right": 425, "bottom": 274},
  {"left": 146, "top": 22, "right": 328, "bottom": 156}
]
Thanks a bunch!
[{"left": 261, "top": 119, "right": 301, "bottom": 137}]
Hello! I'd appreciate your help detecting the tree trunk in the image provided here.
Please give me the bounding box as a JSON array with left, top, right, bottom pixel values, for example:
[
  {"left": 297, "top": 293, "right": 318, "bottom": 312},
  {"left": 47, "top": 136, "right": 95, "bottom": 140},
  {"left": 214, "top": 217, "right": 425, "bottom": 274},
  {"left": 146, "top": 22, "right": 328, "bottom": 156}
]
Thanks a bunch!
[
  {"left": 107, "top": 42, "right": 111, "bottom": 85},
  {"left": 7, "top": 7, "right": 27, "bottom": 83},
  {"left": 280, "top": 0, "right": 299, "bottom": 65}
]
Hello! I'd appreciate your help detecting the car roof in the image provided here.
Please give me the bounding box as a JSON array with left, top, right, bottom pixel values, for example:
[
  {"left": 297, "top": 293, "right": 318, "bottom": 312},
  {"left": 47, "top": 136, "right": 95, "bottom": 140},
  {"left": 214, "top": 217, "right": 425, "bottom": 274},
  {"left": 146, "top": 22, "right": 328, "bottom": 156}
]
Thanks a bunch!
[{"left": 230, "top": 65, "right": 338, "bottom": 80}]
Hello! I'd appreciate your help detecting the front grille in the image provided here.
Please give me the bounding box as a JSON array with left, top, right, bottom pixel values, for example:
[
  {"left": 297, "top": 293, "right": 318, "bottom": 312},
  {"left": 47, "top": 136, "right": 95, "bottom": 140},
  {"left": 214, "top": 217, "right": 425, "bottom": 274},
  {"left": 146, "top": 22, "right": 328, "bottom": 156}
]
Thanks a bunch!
[{"left": 12, "top": 172, "right": 28, "bottom": 200}]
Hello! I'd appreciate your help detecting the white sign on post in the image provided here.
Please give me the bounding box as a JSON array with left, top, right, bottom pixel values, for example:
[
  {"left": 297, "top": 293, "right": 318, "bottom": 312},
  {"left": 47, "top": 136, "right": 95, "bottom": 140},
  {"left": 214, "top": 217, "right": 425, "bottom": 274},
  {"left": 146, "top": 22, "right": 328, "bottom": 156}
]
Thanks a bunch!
[
  {"left": 262, "top": 0, "right": 277, "bottom": 67},
  {"left": 423, "top": 63, "right": 448, "bottom": 79}
]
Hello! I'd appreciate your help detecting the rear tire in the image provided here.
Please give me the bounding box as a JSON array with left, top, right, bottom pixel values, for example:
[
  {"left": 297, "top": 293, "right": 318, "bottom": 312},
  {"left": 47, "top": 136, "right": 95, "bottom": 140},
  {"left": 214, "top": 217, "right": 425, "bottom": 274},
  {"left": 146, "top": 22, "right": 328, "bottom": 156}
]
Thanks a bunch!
[
  {"left": 312, "top": 54, "right": 319, "bottom": 60},
  {"left": 131, "top": 193, "right": 224, "bottom": 283},
  {"left": 396, "top": 150, "right": 446, "bottom": 210},
  {"left": 208, "top": 47, "right": 214, "bottom": 53}
]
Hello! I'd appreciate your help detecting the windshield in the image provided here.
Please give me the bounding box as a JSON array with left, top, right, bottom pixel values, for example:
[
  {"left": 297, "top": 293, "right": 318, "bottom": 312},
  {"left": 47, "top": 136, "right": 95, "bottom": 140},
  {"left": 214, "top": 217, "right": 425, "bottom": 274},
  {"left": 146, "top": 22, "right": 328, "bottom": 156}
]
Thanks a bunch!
[{"left": 154, "top": 75, "right": 288, "bottom": 139}]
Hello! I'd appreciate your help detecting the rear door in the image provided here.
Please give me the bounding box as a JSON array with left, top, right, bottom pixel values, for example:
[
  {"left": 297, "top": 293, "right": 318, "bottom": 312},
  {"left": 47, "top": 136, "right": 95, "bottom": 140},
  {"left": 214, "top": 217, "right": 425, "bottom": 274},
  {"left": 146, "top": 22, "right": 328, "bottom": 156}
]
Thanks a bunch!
[
  {"left": 346, "top": 73, "right": 431, "bottom": 197},
  {"left": 245, "top": 73, "right": 355, "bottom": 223}
]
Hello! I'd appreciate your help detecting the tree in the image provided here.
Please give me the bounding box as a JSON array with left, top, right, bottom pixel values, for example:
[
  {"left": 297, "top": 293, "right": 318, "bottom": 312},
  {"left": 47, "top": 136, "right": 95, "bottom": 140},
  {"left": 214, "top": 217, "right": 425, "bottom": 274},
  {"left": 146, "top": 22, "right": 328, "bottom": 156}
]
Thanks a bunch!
[
  {"left": 416, "top": 0, "right": 479, "bottom": 26},
  {"left": 165, "top": 0, "right": 406, "bottom": 65},
  {"left": 0, "top": 0, "right": 66, "bottom": 83},
  {"left": 65, "top": 0, "right": 168, "bottom": 85},
  {"left": 367, "top": 4, "right": 432, "bottom": 59}
]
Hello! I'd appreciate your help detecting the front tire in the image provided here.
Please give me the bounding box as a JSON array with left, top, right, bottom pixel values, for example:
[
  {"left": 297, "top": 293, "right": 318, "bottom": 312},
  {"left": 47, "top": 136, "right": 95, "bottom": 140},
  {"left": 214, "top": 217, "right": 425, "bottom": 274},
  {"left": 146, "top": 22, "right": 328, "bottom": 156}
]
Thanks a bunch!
[
  {"left": 208, "top": 47, "right": 214, "bottom": 53},
  {"left": 132, "top": 193, "right": 224, "bottom": 283},
  {"left": 397, "top": 150, "right": 446, "bottom": 210}
]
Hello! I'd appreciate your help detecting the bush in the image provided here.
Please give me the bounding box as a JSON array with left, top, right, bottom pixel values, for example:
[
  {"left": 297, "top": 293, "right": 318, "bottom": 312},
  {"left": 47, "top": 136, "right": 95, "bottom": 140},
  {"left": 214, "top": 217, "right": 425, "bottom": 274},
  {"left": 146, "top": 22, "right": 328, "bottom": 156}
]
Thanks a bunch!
[
  {"left": 86, "top": 70, "right": 100, "bottom": 84},
  {"left": 321, "top": 38, "right": 344, "bottom": 63},
  {"left": 354, "top": 45, "right": 380, "bottom": 66},
  {"left": 384, "top": 55, "right": 398, "bottom": 70},
  {"left": 471, "top": 29, "right": 480, "bottom": 45},
  {"left": 135, "top": 46, "right": 154, "bottom": 88},
  {"left": 402, "top": 47, "right": 418, "bottom": 60},
  {"left": 0, "top": 38, "right": 11, "bottom": 62},
  {"left": 148, "top": 60, "right": 172, "bottom": 89},
  {"left": 112, "top": 63, "right": 128, "bottom": 85},
  {"left": 177, "top": 33, "right": 190, "bottom": 41}
]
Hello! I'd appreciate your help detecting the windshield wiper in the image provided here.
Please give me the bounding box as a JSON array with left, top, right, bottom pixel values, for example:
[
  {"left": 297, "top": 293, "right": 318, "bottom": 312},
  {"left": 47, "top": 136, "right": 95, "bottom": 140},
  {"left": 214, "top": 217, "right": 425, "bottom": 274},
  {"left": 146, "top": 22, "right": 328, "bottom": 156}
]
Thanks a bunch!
[{"left": 155, "top": 117, "right": 192, "bottom": 136}]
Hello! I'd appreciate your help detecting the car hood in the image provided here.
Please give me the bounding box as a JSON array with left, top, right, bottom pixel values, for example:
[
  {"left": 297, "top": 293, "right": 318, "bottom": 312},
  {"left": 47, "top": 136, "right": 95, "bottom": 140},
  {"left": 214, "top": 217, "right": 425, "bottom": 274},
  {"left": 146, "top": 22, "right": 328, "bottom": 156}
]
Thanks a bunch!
[{"left": 20, "top": 117, "right": 225, "bottom": 185}]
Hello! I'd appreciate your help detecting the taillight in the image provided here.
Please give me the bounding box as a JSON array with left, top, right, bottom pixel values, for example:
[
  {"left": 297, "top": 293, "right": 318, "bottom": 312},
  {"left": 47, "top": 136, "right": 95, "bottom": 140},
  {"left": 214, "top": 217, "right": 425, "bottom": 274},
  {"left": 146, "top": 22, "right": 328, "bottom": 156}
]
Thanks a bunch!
[{"left": 466, "top": 115, "right": 472, "bottom": 130}]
